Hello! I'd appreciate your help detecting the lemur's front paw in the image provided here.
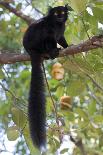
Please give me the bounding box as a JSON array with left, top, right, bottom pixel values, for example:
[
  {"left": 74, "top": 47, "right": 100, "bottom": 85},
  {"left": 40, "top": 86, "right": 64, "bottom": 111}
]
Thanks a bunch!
[{"left": 49, "top": 48, "right": 59, "bottom": 59}]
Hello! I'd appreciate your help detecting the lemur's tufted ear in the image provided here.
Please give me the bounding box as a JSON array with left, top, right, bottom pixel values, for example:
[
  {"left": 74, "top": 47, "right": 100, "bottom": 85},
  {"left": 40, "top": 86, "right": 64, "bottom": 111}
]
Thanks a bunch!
[
  {"left": 65, "top": 4, "right": 73, "bottom": 12},
  {"left": 48, "top": 6, "right": 53, "bottom": 14}
]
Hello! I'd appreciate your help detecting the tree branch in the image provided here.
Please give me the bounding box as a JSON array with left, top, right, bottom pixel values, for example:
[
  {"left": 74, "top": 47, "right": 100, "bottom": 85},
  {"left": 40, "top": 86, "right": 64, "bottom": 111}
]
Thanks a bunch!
[
  {"left": 59, "top": 35, "right": 103, "bottom": 57},
  {"left": 0, "top": 35, "right": 103, "bottom": 64},
  {"left": 70, "top": 136, "right": 87, "bottom": 155},
  {"left": 0, "top": 1, "right": 34, "bottom": 24},
  {"left": 0, "top": 53, "right": 30, "bottom": 64}
]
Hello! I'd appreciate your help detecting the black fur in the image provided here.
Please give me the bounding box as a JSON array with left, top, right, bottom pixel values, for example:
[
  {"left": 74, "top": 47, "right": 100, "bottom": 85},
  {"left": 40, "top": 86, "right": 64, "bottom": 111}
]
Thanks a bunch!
[
  {"left": 29, "top": 54, "right": 46, "bottom": 149},
  {"left": 23, "top": 5, "right": 72, "bottom": 150}
]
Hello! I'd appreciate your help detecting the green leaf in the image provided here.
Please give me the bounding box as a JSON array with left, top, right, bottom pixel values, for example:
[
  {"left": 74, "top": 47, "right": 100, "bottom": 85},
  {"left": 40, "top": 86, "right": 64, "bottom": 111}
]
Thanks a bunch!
[
  {"left": 0, "top": 102, "right": 10, "bottom": 115},
  {"left": 60, "top": 148, "right": 69, "bottom": 154},
  {"left": 7, "top": 126, "right": 19, "bottom": 141},
  {"left": 20, "top": 70, "right": 30, "bottom": 81},
  {"left": 67, "top": 80, "right": 85, "bottom": 96},
  {"left": 16, "top": 3, "right": 22, "bottom": 10},
  {"left": 74, "top": 108, "right": 88, "bottom": 119},
  {"left": 53, "top": 138, "right": 60, "bottom": 149},
  {"left": 92, "top": 7, "right": 103, "bottom": 23},
  {"left": 70, "top": 0, "right": 88, "bottom": 13},
  {"left": 88, "top": 102, "right": 96, "bottom": 115},
  {"left": 62, "top": 111, "right": 75, "bottom": 122},
  {"left": 11, "top": 107, "right": 26, "bottom": 128},
  {"left": 46, "top": 97, "right": 53, "bottom": 114},
  {"left": 93, "top": 115, "right": 103, "bottom": 124},
  {"left": 94, "top": 1, "right": 103, "bottom": 5},
  {"left": 56, "top": 86, "right": 64, "bottom": 98},
  {"left": 0, "top": 69, "right": 5, "bottom": 79}
]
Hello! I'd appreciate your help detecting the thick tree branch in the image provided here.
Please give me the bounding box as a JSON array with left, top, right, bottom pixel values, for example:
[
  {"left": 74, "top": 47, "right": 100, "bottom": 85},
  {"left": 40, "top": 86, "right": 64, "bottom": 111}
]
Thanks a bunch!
[
  {"left": 59, "top": 35, "right": 103, "bottom": 57},
  {"left": 0, "top": 53, "right": 30, "bottom": 64},
  {"left": 0, "top": 1, "right": 34, "bottom": 24},
  {"left": 0, "top": 35, "right": 103, "bottom": 64}
]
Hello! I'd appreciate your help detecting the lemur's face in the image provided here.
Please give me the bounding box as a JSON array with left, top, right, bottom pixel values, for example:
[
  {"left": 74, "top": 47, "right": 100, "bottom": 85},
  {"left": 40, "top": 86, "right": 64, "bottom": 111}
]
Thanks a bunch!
[{"left": 48, "top": 6, "right": 68, "bottom": 23}]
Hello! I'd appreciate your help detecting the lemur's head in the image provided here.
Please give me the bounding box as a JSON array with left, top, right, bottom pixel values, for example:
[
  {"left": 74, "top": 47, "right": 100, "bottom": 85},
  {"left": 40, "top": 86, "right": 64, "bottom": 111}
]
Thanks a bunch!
[{"left": 48, "top": 5, "right": 73, "bottom": 23}]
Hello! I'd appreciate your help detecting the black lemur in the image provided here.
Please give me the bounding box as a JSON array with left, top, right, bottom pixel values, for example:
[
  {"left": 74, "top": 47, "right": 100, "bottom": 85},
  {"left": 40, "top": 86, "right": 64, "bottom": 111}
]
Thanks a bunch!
[{"left": 23, "top": 5, "right": 72, "bottom": 150}]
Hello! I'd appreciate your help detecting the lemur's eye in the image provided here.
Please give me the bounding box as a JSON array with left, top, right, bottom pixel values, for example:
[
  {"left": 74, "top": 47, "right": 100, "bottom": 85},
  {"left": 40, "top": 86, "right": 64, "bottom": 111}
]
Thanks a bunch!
[
  {"left": 54, "top": 12, "right": 58, "bottom": 16},
  {"left": 61, "top": 11, "right": 65, "bottom": 14}
]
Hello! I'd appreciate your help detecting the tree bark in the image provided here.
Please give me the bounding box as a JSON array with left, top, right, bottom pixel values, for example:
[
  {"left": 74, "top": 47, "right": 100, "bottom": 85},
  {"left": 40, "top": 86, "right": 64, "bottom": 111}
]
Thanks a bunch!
[{"left": 0, "top": 35, "right": 103, "bottom": 64}]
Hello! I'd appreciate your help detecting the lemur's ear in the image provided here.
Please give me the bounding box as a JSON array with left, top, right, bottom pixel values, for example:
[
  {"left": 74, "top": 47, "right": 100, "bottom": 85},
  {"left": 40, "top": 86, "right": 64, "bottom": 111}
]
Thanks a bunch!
[
  {"left": 65, "top": 4, "right": 73, "bottom": 12},
  {"left": 48, "top": 6, "right": 52, "bottom": 14}
]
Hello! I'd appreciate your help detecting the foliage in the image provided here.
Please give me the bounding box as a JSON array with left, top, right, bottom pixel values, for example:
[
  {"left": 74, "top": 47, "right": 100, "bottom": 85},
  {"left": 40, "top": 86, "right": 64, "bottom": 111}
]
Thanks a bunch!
[{"left": 0, "top": 0, "right": 103, "bottom": 155}]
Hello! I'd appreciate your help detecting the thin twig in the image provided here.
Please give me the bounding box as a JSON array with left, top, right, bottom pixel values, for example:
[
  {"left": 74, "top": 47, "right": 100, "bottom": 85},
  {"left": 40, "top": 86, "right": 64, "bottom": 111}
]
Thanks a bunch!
[
  {"left": 70, "top": 136, "right": 87, "bottom": 155},
  {"left": 42, "top": 63, "right": 59, "bottom": 125},
  {"left": 0, "top": 82, "right": 27, "bottom": 105},
  {"left": 81, "top": 17, "right": 103, "bottom": 48},
  {"left": 86, "top": 85, "right": 102, "bottom": 105},
  {"left": 0, "top": 82, "right": 17, "bottom": 99},
  {"left": 81, "top": 17, "right": 90, "bottom": 40},
  {"left": 86, "top": 74, "right": 103, "bottom": 92},
  {"left": 70, "top": 60, "right": 103, "bottom": 92},
  {"left": 42, "top": 63, "right": 64, "bottom": 142},
  {"left": 2, "top": 66, "right": 10, "bottom": 78}
]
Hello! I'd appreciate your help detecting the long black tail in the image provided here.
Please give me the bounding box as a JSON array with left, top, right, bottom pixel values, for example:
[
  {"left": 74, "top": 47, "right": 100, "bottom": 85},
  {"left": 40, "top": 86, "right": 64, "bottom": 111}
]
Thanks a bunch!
[{"left": 28, "top": 54, "right": 46, "bottom": 150}]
